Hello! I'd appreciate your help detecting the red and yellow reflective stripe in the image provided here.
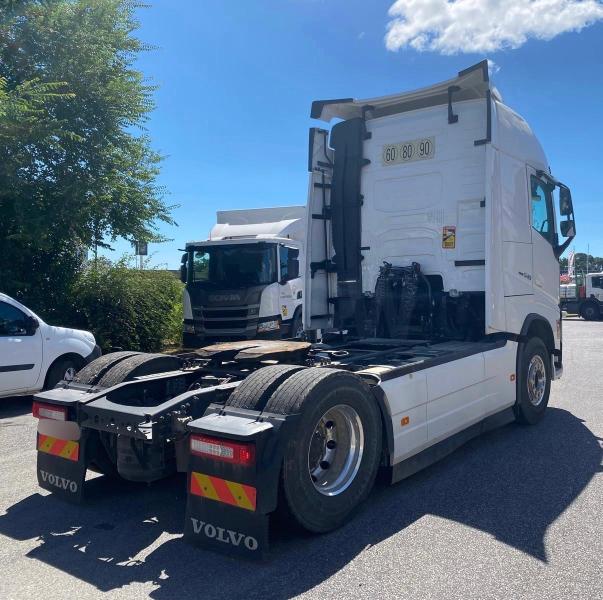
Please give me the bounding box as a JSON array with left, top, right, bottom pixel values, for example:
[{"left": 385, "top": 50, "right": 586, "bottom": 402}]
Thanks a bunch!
[
  {"left": 37, "top": 434, "right": 79, "bottom": 462},
  {"left": 190, "top": 471, "right": 256, "bottom": 511}
]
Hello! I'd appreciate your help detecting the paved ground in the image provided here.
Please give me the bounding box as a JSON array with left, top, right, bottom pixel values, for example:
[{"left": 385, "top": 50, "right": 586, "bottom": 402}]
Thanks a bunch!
[{"left": 0, "top": 319, "right": 601, "bottom": 600}]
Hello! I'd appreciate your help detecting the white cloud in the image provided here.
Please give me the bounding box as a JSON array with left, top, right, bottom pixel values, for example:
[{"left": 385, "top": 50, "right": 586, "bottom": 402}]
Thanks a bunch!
[
  {"left": 385, "top": 0, "right": 603, "bottom": 54},
  {"left": 487, "top": 59, "right": 500, "bottom": 76}
]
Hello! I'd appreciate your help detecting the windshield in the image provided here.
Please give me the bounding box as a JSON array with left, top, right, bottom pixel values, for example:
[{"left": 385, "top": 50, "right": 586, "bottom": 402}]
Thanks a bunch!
[{"left": 188, "top": 244, "right": 277, "bottom": 287}]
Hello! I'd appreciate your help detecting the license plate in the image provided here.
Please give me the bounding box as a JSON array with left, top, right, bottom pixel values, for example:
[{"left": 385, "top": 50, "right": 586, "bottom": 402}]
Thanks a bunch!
[{"left": 382, "top": 136, "right": 435, "bottom": 166}]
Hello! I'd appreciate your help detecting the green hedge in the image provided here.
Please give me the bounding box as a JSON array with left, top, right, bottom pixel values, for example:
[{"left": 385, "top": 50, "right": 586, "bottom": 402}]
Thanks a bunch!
[{"left": 70, "top": 258, "right": 183, "bottom": 353}]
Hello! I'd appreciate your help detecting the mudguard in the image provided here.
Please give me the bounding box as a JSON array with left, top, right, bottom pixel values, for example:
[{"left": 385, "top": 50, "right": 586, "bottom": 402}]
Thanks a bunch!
[
  {"left": 184, "top": 406, "right": 299, "bottom": 559},
  {"left": 36, "top": 420, "right": 89, "bottom": 503}
]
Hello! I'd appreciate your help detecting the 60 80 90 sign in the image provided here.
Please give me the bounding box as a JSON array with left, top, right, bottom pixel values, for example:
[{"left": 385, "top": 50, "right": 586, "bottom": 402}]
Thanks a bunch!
[{"left": 382, "top": 136, "right": 435, "bottom": 166}]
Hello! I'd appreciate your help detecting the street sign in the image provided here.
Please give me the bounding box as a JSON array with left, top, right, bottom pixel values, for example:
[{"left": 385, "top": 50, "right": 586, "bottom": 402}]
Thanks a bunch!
[{"left": 134, "top": 241, "right": 148, "bottom": 256}]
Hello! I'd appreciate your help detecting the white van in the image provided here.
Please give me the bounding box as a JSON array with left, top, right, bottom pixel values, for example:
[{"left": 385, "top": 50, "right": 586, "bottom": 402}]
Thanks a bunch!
[{"left": 0, "top": 293, "right": 100, "bottom": 398}]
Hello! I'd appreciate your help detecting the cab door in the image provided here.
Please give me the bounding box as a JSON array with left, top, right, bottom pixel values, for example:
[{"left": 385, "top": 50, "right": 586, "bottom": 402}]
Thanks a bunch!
[
  {"left": 0, "top": 301, "right": 43, "bottom": 393},
  {"left": 278, "top": 245, "right": 301, "bottom": 329},
  {"left": 528, "top": 169, "right": 560, "bottom": 319},
  {"left": 588, "top": 276, "right": 603, "bottom": 302}
]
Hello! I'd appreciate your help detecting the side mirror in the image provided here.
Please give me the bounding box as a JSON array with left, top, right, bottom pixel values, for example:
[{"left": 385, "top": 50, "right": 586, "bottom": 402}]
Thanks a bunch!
[
  {"left": 288, "top": 258, "right": 299, "bottom": 280},
  {"left": 180, "top": 253, "right": 188, "bottom": 284},
  {"left": 560, "top": 219, "right": 575, "bottom": 238},
  {"left": 559, "top": 187, "right": 573, "bottom": 216}
]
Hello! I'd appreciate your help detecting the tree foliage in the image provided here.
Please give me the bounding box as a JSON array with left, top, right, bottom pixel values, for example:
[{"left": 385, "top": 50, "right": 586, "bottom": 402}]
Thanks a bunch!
[
  {"left": 560, "top": 253, "right": 603, "bottom": 275},
  {"left": 0, "top": 0, "right": 174, "bottom": 318},
  {"left": 71, "top": 257, "right": 183, "bottom": 352}
]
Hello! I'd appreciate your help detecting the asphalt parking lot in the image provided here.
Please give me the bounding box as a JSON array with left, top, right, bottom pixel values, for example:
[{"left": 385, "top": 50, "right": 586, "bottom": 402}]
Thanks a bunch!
[{"left": 1, "top": 318, "right": 601, "bottom": 600}]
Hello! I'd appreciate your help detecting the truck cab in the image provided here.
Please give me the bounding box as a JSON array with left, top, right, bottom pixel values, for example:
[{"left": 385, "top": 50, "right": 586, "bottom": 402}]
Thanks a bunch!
[
  {"left": 305, "top": 61, "right": 576, "bottom": 370},
  {"left": 560, "top": 272, "right": 603, "bottom": 320},
  {"left": 181, "top": 206, "right": 305, "bottom": 347}
]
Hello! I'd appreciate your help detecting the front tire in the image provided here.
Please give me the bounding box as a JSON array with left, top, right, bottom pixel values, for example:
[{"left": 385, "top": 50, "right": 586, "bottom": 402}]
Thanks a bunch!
[
  {"left": 45, "top": 356, "right": 83, "bottom": 390},
  {"left": 264, "top": 368, "right": 382, "bottom": 533},
  {"left": 514, "top": 337, "right": 551, "bottom": 425},
  {"left": 581, "top": 302, "right": 599, "bottom": 321},
  {"left": 290, "top": 310, "right": 304, "bottom": 339}
]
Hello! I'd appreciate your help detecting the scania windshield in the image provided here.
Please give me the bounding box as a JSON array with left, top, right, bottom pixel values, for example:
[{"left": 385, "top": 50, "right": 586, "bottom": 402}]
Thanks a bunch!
[{"left": 188, "top": 243, "right": 277, "bottom": 287}]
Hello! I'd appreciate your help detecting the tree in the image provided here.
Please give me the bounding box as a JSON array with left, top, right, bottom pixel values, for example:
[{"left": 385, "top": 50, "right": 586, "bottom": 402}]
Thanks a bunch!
[
  {"left": 0, "top": 0, "right": 174, "bottom": 319},
  {"left": 560, "top": 253, "right": 603, "bottom": 276}
]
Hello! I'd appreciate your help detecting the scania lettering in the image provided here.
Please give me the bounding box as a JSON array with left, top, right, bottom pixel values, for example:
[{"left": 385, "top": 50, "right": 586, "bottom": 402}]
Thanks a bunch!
[
  {"left": 180, "top": 206, "right": 306, "bottom": 346},
  {"left": 30, "top": 61, "right": 575, "bottom": 559}
]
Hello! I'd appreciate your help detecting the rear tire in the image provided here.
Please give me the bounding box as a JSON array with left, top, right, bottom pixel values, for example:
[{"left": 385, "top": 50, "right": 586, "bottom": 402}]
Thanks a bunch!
[
  {"left": 264, "top": 368, "right": 382, "bottom": 533},
  {"left": 514, "top": 337, "right": 551, "bottom": 425},
  {"left": 97, "top": 353, "right": 181, "bottom": 388},
  {"left": 74, "top": 351, "right": 141, "bottom": 385},
  {"left": 225, "top": 364, "right": 305, "bottom": 410}
]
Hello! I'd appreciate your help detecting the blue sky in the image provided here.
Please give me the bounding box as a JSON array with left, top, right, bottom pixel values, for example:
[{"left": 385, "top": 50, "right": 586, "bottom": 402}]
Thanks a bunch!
[{"left": 105, "top": 0, "right": 603, "bottom": 268}]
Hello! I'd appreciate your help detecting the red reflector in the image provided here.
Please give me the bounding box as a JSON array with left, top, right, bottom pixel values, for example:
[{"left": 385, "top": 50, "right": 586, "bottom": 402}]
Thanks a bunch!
[
  {"left": 190, "top": 434, "right": 255, "bottom": 466},
  {"left": 32, "top": 401, "right": 67, "bottom": 421}
]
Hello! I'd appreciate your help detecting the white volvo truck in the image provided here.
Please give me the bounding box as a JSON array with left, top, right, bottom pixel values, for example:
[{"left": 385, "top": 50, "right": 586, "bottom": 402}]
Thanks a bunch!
[
  {"left": 180, "top": 206, "right": 305, "bottom": 347},
  {"left": 30, "top": 61, "right": 575, "bottom": 559}
]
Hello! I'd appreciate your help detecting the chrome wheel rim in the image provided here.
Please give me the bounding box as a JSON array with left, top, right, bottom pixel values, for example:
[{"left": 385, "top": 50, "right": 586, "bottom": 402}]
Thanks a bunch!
[
  {"left": 527, "top": 355, "right": 546, "bottom": 406},
  {"left": 63, "top": 367, "right": 76, "bottom": 382},
  {"left": 307, "top": 404, "right": 364, "bottom": 496}
]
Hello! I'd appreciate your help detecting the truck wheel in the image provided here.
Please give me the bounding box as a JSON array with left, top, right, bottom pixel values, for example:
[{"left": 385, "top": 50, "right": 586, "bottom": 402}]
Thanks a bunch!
[
  {"left": 514, "top": 337, "right": 551, "bottom": 425},
  {"left": 45, "top": 356, "right": 84, "bottom": 390},
  {"left": 264, "top": 368, "right": 382, "bottom": 533},
  {"left": 74, "top": 351, "right": 141, "bottom": 385},
  {"left": 581, "top": 302, "right": 599, "bottom": 321},
  {"left": 290, "top": 310, "right": 304, "bottom": 339},
  {"left": 225, "top": 364, "right": 305, "bottom": 410},
  {"left": 97, "top": 353, "right": 181, "bottom": 388}
]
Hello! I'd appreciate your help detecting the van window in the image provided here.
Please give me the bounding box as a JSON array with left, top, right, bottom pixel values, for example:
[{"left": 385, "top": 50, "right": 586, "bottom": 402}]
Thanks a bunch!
[
  {"left": 591, "top": 276, "right": 603, "bottom": 289},
  {"left": 530, "top": 176, "right": 555, "bottom": 244},
  {"left": 0, "top": 302, "right": 28, "bottom": 336}
]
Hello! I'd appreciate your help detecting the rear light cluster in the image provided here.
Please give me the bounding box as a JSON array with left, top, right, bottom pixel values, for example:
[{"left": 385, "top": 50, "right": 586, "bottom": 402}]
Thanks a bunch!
[
  {"left": 32, "top": 401, "right": 67, "bottom": 421},
  {"left": 190, "top": 434, "right": 255, "bottom": 466}
]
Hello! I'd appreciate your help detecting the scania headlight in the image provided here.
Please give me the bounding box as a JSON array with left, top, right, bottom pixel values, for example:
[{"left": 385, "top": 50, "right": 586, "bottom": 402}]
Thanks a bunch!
[{"left": 257, "top": 319, "right": 279, "bottom": 333}]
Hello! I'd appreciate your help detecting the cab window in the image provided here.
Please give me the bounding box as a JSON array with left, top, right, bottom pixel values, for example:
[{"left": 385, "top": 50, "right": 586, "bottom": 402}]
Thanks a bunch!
[
  {"left": 591, "top": 276, "right": 603, "bottom": 289},
  {"left": 279, "top": 246, "right": 299, "bottom": 282},
  {"left": 530, "top": 176, "right": 555, "bottom": 244},
  {"left": 280, "top": 246, "right": 290, "bottom": 281},
  {"left": 0, "top": 302, "right": 29, "bottom": 336}
]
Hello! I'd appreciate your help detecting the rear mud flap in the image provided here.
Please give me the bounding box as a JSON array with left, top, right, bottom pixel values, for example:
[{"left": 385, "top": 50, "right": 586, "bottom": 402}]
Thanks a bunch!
[
  {"left": 184, "top": 490, "right": 269, "bottom": 559},
  {"left": 37, "top": 449, "right": 87, "bottom": 503},
  {"left": 36, "top": 428, "right": 88, "bottom": 503}
]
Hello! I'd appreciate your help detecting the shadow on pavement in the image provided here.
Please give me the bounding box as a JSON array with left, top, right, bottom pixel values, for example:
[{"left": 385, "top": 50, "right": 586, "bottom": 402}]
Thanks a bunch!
[
  {"left": 0, "top": 395, "right": 33, "bottom": 418},
  {"left": 0, "top": 408, "right": 601, "bottom": 599}
]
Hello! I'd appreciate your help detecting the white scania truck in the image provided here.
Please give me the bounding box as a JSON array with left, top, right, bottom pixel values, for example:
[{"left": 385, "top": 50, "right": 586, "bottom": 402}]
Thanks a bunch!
[
  {"left": 180, "top": 206, "right": 305, "bottom": 347},
  {"left": 30, "top": 61, "right": 575, "bottom": 559}
]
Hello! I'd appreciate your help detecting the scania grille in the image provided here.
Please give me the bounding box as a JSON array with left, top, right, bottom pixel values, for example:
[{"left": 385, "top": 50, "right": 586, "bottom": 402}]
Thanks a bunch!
[
  {"left": 193, "top": 304, "right": 260, "bottom": 331},
  {"left": 205, "top": 319, "right": 258, "bottom": 331},
  {"left": 201, "top": 308, "right": 249, "bottom": 319}
]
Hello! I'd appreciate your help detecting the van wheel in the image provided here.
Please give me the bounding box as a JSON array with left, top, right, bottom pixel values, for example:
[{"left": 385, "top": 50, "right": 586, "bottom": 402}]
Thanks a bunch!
[
  {"left": 514, "top": 337, "right": 551, "bottom": 425},
  {"left": 581, "top": 302, "right": 599, "bottom": 321},
  {"left": 225, "top": 364, "right": 305, "bottom": 410},
  {"left": 45, "top": 356, "right": 83, "bottom": 390},
  {"left": 264, "top": 368, "right": 382, "bottom": 533}
]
